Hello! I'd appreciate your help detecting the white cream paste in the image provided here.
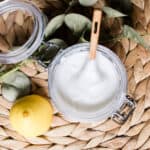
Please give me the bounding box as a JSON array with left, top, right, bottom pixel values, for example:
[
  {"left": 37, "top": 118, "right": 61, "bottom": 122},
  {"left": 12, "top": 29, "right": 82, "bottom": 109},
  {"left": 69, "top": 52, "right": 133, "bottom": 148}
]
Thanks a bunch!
[{"left": 52, "top": 51, "right": 120, "bottom": 113}]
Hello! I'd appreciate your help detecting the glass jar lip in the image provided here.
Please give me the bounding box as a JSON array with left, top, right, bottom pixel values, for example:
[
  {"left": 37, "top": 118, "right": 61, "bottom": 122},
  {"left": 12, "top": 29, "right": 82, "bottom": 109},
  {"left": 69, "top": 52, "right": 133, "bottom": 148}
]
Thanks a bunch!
[
  {"left": 48, "top": 43, "right": 128, "bottom": 122},
  {"left": 0, "top": 0, "right": 46, "bottom": 64}
]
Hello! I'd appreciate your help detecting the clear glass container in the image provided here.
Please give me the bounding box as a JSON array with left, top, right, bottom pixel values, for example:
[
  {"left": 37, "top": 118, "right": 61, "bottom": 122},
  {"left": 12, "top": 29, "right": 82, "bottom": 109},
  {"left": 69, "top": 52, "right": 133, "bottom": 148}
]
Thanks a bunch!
[
  {"left": 0, "top": 0, "right": 46, "bottom": 64},
  {"left": 48, "top": 43, "right": 135, "bottom": 123}
]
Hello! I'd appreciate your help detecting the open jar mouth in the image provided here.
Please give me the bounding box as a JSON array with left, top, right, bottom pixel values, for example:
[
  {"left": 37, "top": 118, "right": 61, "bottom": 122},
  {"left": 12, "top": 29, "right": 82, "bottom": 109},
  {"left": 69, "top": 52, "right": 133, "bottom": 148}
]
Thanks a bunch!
[
  {"left": 0, "top": 0, "right": 46, "bottom": 64},
  {"left": 48, "top": 43, "right": 128, "bottom": 122}
]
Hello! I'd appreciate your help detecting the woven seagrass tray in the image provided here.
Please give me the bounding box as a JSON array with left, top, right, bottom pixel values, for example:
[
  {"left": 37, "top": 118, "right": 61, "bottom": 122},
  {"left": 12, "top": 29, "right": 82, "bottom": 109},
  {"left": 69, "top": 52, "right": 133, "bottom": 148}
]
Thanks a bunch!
[{"left": 0, "top": 0, "right": 150, "bottom": 150}]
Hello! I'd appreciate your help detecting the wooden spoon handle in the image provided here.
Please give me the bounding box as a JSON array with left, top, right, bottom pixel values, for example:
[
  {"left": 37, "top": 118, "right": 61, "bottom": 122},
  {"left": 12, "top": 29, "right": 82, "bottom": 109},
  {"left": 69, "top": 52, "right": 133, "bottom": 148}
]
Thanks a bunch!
[{"left": 89, "top": 9, "right": 102, "bottom": 59}]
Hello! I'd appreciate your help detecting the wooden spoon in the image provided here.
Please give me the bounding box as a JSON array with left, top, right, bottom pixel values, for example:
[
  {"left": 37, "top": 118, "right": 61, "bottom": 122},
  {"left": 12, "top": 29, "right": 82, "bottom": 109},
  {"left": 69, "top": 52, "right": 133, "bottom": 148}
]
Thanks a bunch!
[{"left": 89, "top": 9, "right": 102, "bottom": 59}]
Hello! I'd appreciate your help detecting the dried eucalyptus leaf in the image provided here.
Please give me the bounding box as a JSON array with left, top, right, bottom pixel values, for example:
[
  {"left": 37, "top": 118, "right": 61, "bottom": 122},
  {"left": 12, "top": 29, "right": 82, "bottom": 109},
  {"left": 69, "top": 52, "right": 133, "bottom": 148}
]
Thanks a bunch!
[
  {"left": 64, "top": 13, "right": 91, "bottom": 36},
  {"left": 6, "top": 27, "right": 15, "bottom": 48},
  {"left": 4, "top": 71, "right": 31, "bottom": 92},
  {"left": 79, "top": 0, "right": 98, "bottom": 6},
  {"left": 34, "top": 43, "right": 61, "bottom": 67},
  {"left": 78, "top": 27, "right": 90, "bottom": 43},
  {"left": 2, "top": 84, "right": 20, "bottom": 102},
  {"left": 15, "top": 10, "right": 24, "bottom": 26},
  {"left": 0, "top": 35, "right": 10, "bottom": 53},
  {"left": 6, "top": 11, "right": 16, "bottom": 31},
  {"left": 123, "top": 25, "right": 150, "bottom": 49},
  {"left": 102, "top": 6, "right": 127, "bottom": 18},
  {"left": 78, "top": 36, "right": 88, "bottom": 43},
  {"left": 131, "top": 0, "right": 144, "bottom": 10},
  {"left": 45, "top": 14, "right": 65, "bottom": 37},
  {"left": 2, "top": 71, "right": 31, "bottom": 102},
  {"left": 49, "top": 39, "right": 67, "bottom": 49},
  {"left": 0, "top": 16, "right": 7, "bottom": 35}
]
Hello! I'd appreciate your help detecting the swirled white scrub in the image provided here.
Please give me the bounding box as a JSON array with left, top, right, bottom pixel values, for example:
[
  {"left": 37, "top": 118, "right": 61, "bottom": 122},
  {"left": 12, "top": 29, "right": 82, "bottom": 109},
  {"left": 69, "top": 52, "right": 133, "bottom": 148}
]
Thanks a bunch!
[{"left": 52, "top": 51, "right": 120, "bottom": 113}]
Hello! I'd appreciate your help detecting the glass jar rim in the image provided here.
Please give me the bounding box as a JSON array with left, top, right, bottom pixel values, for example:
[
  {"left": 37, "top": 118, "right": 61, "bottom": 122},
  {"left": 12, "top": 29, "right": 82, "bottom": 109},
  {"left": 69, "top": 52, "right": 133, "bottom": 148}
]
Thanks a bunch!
[
  {"left": 0, "top": 0, "right": 46, "bottom": 64},
  {"left": 48, "top": 43, "right": 128, "bottom": 122}
]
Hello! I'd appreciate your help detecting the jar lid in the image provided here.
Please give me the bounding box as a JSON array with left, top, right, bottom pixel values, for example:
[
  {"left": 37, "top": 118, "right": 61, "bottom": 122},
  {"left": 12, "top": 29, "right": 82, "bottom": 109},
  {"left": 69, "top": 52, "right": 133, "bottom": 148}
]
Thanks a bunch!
[
  {"left": 0, "top": 0, "right": 46, "bottom": 64},
  {"left": 48, "top": 43, "right": 127, "bottom": 122}
]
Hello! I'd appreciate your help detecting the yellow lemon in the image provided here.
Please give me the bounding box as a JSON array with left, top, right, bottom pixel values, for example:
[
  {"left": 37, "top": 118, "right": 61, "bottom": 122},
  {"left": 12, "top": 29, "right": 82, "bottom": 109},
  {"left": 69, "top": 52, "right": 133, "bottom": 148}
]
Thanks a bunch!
[{"left": 10, "top": 95, "right": 53, "bottom": 138}]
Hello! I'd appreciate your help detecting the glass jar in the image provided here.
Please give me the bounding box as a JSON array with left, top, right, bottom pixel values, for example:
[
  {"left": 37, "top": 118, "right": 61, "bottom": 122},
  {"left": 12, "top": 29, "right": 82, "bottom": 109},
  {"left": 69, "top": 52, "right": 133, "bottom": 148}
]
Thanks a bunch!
[
  {"left": 48, "top": 43, "right": 135, "bottom": 123},
  {"left": 0, "top": 0, "right": 46, "bottom": 64}
]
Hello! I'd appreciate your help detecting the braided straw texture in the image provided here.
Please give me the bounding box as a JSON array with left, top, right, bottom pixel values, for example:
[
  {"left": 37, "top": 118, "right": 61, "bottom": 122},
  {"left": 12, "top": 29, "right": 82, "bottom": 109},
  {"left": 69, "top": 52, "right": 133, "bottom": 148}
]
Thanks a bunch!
[{"left": 0, "top": 0, "right": 149, "bottom": 150}]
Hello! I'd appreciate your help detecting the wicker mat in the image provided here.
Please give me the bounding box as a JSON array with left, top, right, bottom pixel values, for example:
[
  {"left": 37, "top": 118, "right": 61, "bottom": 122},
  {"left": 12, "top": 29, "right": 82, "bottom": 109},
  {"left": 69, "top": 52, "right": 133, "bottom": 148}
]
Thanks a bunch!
[
  {"left": 0, "top": 1, "right": 150, "bottom": 150},
  {"left": 0, "top": 39, "right": 149, "bottom": 150}
]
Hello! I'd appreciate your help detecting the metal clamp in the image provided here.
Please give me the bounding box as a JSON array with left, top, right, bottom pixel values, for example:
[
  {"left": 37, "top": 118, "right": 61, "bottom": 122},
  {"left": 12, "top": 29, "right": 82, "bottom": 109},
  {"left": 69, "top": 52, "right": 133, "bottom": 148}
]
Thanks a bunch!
[
  {"left": 112, "top": 95, "right": 136, "bottom": 124},
  {"left": 33, "top": 41, "right": 62, "bottom": 68}
]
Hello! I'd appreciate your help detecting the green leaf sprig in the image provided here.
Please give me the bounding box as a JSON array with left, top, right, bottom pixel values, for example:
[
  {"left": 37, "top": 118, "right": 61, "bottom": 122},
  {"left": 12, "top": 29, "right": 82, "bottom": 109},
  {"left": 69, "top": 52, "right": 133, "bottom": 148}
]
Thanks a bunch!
[
  {"left": 2, "top": 71, "right": 31, "bottom": 102},
  {"left": 45, "top": 13, "right": 91, "bottom": 38}
]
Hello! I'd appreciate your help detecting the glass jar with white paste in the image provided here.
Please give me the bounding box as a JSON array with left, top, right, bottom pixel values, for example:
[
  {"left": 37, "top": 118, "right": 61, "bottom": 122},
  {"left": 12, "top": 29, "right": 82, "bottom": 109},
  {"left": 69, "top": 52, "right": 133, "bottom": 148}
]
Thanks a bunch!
[
  {"left": 48, "top": 43, "right": 135, "bottom": 123},
  {"left": 0, "top": 0, "right": 46, "bottom": 64}
]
